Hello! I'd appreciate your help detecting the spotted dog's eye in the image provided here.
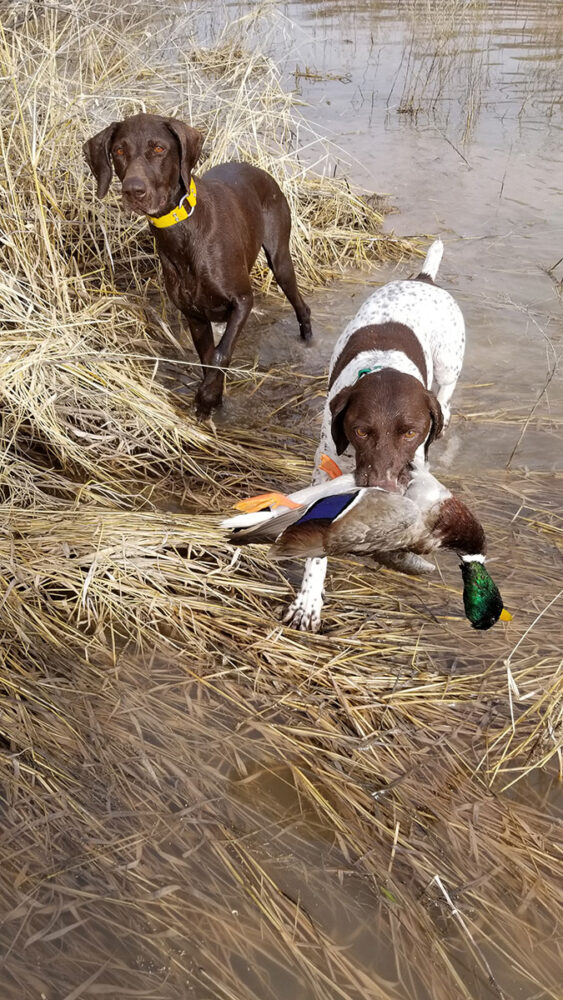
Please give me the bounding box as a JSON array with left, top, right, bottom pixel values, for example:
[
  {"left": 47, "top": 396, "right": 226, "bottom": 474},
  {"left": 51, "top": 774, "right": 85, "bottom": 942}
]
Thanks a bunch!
[
  {"left": 153, "top": 144, "right": 166, "bottom": 153},
  {"left": 355, "top": 427, "right": 368, "bottom": 439},
  {"left": 403, "top": 429, "right": 417, "bottom": 439},
  {"left": 113, "top": 147, "right": 125, "bottom": 157}
]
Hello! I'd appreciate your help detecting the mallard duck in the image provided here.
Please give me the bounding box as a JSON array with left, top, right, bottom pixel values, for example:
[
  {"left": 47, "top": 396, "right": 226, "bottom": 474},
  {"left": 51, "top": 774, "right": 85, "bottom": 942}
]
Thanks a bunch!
[{"left": 223, "top": 467, "right": 511, "bottom": 630}]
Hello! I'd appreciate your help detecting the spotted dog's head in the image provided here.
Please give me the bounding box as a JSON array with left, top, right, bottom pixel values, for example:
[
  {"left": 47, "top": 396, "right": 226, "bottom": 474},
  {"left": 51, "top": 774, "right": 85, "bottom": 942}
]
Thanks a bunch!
[{"left": 330, "top": 369, "right": 444, "bottom": 492}]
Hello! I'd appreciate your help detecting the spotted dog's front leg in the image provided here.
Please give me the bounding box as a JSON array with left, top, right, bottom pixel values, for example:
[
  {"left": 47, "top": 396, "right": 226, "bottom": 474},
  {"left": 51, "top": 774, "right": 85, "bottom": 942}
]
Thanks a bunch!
[
  {"left": 283, "top": 556, "right": 328, "bottom": 633},
  {"left": 436, "top": 380, "right": 457, "bottom": 431},
  {"left": 284, "top": 414, "right": 335, "bottom": 632}
]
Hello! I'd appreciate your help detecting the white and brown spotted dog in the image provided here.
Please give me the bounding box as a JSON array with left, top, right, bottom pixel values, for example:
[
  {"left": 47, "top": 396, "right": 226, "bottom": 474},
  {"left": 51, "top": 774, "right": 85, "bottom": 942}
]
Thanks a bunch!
[{"left": 285, "top": 239, "right": 465, "bottom": 631}]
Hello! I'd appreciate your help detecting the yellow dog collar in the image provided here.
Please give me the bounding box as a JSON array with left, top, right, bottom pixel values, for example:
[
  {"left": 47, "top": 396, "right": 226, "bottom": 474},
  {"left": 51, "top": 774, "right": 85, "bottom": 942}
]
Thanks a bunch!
[{"left": 148, "top": 177, "right": 197, "bottom": 228}]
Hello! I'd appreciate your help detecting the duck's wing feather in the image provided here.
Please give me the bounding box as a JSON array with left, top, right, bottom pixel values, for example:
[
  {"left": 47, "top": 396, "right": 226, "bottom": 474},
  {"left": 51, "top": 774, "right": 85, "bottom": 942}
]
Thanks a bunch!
[
  {"left": 225, "top": 488, "right": 364, "bottom": 547},
  {"left": 326, "top": 491, "right": 426, "bottom": 556},
  {"left": 222, "top": 475, "right": 358, "bottom": 534},
  {"left": 281, "top": 474, "right": 357, "bottom": 507},
  {"left": 272, "top": 491, "right": 426, "bottom": 559}
]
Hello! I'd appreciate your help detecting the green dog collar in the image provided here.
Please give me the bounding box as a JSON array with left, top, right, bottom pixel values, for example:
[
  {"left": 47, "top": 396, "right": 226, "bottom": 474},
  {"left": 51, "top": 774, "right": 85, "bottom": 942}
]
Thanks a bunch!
[{"left": 356, "top": 365, "right": 383, "bottom": 382}]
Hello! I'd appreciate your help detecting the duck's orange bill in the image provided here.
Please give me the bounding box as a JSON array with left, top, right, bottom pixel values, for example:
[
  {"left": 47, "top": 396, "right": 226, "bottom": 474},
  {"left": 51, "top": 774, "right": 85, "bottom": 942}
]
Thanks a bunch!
[
  {"left": 500, "top": 608, "right": 513, "bottom": 622},
  {"left": 234, "top": 491, "right": 302, "bottom": 513},
  {"left": 319, "top": 453, "right": 343, "bottom": 479}
]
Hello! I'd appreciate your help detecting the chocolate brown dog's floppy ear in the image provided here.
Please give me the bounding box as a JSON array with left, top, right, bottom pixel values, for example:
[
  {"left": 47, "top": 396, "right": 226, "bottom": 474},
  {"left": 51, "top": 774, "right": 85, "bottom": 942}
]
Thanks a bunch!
[
  {"left": 83, "top": 122, "right": 119, "bottom": 199},
  {"left": 165, "top": 118, "right": 204, "bottom": 190},
  {"left": 424, "top": 391, "right": 444, "bottom": 459},
  {"left": 330, "top": 386, "right": 353, "bottom": 456}
]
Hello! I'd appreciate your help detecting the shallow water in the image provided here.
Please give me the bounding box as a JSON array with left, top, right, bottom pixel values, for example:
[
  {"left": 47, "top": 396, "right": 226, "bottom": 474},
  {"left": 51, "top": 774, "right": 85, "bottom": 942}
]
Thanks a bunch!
[{"left": 223, "top": 0, "right": 562, "bottom": 480}]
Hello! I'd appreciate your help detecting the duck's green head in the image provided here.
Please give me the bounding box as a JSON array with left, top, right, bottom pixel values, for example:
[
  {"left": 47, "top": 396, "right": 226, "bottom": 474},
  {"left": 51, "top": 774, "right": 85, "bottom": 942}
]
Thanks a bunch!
[{"left": 460, "top": 558, "right": 511, "bottom": 630}]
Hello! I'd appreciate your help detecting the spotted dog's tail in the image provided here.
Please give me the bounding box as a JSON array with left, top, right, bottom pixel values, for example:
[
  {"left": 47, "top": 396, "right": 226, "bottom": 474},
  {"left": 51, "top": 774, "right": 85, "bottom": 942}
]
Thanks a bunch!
[{"left": 417, "top": 239, "right": 444, "bottom": 283}]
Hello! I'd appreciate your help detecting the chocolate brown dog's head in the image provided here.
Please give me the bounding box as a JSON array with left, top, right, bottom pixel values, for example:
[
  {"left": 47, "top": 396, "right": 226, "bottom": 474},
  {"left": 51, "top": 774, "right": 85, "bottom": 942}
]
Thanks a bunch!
[
  {"left": 330, "top": 369, "right": 444, "bottom": 492},
  {"left": 83, "top": 113, "right": 203, "bottom": 217}
]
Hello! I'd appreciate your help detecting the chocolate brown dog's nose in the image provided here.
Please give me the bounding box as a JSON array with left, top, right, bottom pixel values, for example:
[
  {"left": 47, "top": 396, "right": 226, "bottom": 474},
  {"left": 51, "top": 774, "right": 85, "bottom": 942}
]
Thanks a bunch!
[{"left": 122, "top": 177, "right": 147, "bottom": 200}]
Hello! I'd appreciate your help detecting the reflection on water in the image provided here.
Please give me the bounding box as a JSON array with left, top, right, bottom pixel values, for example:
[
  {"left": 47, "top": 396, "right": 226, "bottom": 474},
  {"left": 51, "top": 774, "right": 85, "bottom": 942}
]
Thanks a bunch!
[{"left": 254, "top": 0, "right": 563, "bottom": 468}]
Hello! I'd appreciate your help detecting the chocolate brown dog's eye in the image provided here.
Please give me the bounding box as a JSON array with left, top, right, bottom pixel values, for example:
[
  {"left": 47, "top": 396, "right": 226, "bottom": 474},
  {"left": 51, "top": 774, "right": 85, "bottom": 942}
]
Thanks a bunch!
[
  {"left": 355, "top": 427, "right": 368, "bottom": 438},
  {"left": 153, "top": 145, "right": 165, "bottom": 153},
  {"left": 403, "top": 429, "right": 417, "bottom": 439}
]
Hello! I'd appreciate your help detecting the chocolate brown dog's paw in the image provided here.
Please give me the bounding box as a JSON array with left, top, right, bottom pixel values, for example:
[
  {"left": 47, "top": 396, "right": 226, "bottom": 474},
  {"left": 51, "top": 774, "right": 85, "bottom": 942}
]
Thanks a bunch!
[
  {"left": 195, "top": 376, "right": 224, "bottom": 419},
  {"left": 195, "top": 394, "right": 220, "bottom": 420},
  {"left": 299, "top": 306, "right": 313, "bottom": 343}
]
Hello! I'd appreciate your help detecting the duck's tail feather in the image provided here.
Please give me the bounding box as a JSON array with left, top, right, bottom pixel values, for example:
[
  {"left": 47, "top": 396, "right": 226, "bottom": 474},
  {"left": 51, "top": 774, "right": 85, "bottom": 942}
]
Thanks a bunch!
[
  {"left": 221, "top": 510, "right": 277, "bottom": 537},
  {"left": 418, "top": 239, "right": 444, "bottom": 282},
  {"left": 223, "top": 505, "right": 306, "bottom": 545}
]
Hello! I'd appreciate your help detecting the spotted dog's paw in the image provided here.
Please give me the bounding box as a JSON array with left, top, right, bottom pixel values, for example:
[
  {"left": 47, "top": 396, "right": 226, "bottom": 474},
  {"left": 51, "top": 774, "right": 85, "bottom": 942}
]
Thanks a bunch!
[{"left": 283, "top": 589, "right": 323, "bottom": 633}]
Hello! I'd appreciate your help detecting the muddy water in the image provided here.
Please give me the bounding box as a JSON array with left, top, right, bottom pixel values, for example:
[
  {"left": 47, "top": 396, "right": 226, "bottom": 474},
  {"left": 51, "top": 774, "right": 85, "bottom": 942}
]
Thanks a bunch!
[{"left": 224, "top": 0, "right": 562, "bottom": 484}]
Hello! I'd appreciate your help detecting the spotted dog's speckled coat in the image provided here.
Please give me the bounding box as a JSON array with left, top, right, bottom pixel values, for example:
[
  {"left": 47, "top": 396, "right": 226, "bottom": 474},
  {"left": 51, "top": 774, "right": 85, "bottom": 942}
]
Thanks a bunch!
[{"left": 285, "top": 239, "right": 466, "bottom": 631}]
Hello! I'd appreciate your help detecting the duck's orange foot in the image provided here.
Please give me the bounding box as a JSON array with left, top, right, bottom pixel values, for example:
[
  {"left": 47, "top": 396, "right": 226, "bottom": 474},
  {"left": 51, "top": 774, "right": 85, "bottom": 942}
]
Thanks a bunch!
[
  {"left": 319, "top": 453, "right": 343, "bottom": 479},
  {"left": 234, "top": 491, "right": 301, "bottom": 513}
]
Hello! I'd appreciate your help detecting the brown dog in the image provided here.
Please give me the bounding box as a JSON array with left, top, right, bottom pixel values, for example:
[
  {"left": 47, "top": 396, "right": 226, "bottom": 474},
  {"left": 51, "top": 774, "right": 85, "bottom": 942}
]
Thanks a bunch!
[{"left": 84, "top": 113, "right": 312, "bottom": 415}]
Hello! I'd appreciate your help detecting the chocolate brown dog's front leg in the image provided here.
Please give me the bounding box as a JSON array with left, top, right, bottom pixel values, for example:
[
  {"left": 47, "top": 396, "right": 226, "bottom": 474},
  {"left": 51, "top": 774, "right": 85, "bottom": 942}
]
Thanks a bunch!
[
  {"left": 195, "top": 293, "right": 253, "bottom": 417},
  {"left": 187, "top": 316, "right": 215, "bottom": 367},
  {"left": 184, "top": 316, "right": 214, "bottom": 415}
]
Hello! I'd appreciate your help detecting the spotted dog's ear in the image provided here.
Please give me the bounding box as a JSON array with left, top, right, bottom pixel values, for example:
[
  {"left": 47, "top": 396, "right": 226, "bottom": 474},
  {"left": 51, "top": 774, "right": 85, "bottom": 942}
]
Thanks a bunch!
[
  {"left": 329, "top": 386, "right": 354, "bottom": 456},
  {"left": 165, "top": 118, "right": 204, "bottom": 190},
  {"left": 83, "top": 122, "right": 120, "bottom": 199},
  {"left": 424, "top": 391, "right": 444, "bottom": 459}
]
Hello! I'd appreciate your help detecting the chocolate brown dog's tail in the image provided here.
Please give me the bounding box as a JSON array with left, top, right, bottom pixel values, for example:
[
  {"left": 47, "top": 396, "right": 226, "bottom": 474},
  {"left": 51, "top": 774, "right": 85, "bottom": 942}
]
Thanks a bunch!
[{"left": 417, "top": 239, "right": 444, "bottom": 283}]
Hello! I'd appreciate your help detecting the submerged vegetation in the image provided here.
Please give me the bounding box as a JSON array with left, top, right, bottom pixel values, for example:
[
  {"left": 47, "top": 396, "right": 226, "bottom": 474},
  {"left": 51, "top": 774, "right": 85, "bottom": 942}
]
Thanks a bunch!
[
  {"left": 393, "top": 0, "right": 563, "bottom": 138},
  {"left": 0, "top": 2, "right": 561, "bottom": 999}
]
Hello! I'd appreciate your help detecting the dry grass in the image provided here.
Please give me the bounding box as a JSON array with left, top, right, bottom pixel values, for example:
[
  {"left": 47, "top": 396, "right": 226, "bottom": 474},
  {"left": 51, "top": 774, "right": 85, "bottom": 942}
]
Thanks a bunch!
[
  {"left": 0, "top": 3, "right": 562, "bottom": 999},
  {"left": 391, "top": 0, "right": 490, "bottom": 140}
]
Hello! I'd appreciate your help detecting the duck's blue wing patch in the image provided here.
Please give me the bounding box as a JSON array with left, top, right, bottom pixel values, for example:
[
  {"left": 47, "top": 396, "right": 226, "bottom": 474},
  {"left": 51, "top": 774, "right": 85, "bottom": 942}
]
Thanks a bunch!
[{"left": 296, "top": 492, "right": 358, "bottom": 525}]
